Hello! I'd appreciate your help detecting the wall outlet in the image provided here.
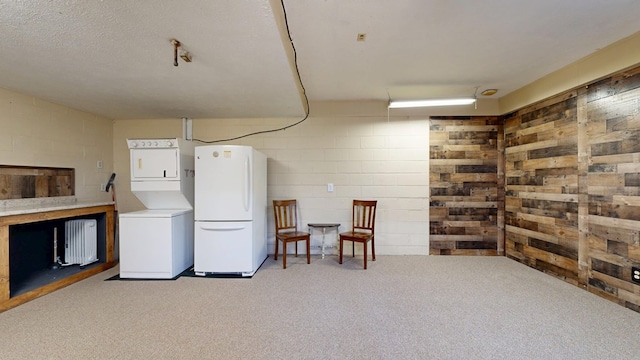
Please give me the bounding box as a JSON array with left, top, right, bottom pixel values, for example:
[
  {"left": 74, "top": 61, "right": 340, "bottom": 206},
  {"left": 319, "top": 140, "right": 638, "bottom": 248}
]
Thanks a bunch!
[
  {"left": 99, "top": 183, "right": 106, "bottom": 192},
  {"left": 327, "top": 183, "right": 334, "bottom": 192},
  {"left": 632, "top": 267, "right": 640, "bottom": 284},
  {"left": 97, "top": 160, "right": 103, "bottom": 169}
]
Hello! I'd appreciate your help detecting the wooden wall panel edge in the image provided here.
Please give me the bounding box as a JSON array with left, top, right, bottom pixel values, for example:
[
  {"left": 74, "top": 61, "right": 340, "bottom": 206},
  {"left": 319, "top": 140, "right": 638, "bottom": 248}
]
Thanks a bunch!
[{"left": 577, "top": 87, "right": 590, "bottom": 288}]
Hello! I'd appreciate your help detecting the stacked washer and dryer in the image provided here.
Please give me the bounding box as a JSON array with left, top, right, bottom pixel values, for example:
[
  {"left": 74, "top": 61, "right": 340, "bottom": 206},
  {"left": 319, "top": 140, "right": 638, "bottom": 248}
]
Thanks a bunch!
[{"left": 118, "top": 138, "right": 195, "bottom": 279}]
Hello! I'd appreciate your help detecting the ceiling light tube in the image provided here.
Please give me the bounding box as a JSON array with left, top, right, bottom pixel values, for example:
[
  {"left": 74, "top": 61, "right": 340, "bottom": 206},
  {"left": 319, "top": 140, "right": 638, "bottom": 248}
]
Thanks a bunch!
[{"left": 388, "top": 98, "right": 476, "bottom": 108}]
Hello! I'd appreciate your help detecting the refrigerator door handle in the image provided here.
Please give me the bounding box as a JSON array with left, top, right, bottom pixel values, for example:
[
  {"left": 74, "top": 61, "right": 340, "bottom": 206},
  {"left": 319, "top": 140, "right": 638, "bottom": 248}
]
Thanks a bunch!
[
  {"left": 198, "top": 223, "right": 248, "bottom": 231},
  {"left": 244, "top": 157, "right": 250, "bottom": 212}
]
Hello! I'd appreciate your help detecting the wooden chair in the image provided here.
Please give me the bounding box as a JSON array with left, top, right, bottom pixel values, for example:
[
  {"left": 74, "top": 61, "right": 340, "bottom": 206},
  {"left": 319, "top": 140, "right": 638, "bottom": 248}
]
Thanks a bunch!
[
  {"left": 339, "top": 200, "right": 377, "bottom": 269},
  {"left": 273, "top": 200, "right": 310, "bottom": 269}
]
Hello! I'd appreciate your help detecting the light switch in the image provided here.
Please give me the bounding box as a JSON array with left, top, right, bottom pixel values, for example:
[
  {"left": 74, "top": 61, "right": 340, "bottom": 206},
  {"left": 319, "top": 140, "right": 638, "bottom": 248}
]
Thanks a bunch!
[{"left": 327, "top": 183, "right": 334, "bottom": 192}]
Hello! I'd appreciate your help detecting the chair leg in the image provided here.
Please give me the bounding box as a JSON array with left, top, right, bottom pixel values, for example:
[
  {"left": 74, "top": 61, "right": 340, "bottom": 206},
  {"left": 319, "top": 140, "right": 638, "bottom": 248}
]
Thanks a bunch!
[
  {"left": 283, "top": 241, "right": 287, "bottom": 269},
  {"left": 363, "top": 241, "right": 367, "bottom": 270},
  {"left": 295, "top": 241, "right": 298, "bottom": 257},
  {"left": 339, "top": 238, "right": 343, "bottom": 264},
  {"left": 352, "top": 241, "right": 355, "bottom": 257},
  {"left": 306, "top": 238, "right": 310, "bottom": 264},
  {"left": 371, "top": 237, "right": 376, "bottom": 261},
  {"left": 274, "top": 238, "right": 279, "bottom": 260}
]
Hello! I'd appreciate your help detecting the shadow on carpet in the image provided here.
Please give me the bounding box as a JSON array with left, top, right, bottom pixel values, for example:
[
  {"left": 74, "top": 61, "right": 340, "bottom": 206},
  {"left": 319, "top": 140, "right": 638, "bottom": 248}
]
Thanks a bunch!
[
  {"left": 104, "top": 267, "right": 253, "bottom": 281},
  {"left": 179, "top": 267, "right": 254, "bottom": 279},
  {"left": 104, "top": 274, "right": 180, "bottom": 281}
]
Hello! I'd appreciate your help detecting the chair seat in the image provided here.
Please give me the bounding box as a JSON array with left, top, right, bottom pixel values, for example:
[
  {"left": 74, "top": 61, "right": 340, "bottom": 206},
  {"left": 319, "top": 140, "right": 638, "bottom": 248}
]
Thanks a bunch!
[
  {"left": 277, "top": 231, "right": 311, "bottom": 241},
  {"left": 339, "top": 231, "right": 372, "bottom": 242}
]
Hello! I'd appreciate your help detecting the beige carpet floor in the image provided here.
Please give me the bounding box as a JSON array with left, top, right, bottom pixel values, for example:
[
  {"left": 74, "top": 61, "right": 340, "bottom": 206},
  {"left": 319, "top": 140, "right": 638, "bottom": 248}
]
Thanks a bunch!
[{"left": 1, "top": 255, "right": 639, "bottom": 360}]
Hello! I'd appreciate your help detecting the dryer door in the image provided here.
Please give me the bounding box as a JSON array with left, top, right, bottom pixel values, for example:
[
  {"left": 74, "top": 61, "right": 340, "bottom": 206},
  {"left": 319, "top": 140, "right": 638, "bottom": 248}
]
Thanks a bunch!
[{"left": 130, "top": 148, "right": 179, "bottom": 180}]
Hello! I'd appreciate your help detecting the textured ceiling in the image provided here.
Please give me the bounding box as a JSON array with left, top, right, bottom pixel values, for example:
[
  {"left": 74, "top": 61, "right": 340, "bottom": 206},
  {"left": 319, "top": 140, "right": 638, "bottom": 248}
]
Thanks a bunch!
[
  {"left": 1, "top": 0, "right": 640, "bottom": 120},
  {"left": 0, "top": 0, "right": 303, "bottom": 119}
]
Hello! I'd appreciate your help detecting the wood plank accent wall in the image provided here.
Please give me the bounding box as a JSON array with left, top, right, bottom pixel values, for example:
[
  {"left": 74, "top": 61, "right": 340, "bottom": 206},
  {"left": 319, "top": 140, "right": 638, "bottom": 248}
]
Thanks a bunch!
[
  {"left": 584, "top": 66, "right": 640, "bottom": 312},
  {"left": 504, "top": 92, "right": 581, "bottom": 285},
  {"left": 428, "top": 65, "right": 640, "bottom": 313},
  {"left": 503, "top": 65, "right": 640, "bottom": 312},
  {"left": 429, "top": 116, "right": 503, "bottom": 255},
  {"left": 0, "top": 166, "right": 74, "bottom": 199}
]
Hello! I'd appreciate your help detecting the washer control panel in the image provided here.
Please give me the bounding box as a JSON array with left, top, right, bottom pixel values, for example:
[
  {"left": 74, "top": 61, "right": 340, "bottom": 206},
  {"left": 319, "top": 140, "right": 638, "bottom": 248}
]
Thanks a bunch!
[{"left": 127, "top": 138, "right": 179, "bottom": 149}]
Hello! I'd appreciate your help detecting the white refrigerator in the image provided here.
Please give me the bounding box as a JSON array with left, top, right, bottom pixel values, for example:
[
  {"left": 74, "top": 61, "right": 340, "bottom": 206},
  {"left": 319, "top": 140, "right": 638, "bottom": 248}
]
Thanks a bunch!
[{"left": 194, "top": 145, "right": 267, "bottom": 277}]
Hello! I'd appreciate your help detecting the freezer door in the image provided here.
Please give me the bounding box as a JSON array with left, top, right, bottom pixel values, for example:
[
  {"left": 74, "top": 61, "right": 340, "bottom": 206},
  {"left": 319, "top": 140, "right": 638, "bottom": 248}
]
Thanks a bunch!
[
  {"left": 194, "top": 221, "right": 253, "bottom": 273},
  {"left": 195, "top": 146, "right": 253, "bottom": 221},
  {"left": 130, "top": 148, "right": 179, "bottom": 180}
]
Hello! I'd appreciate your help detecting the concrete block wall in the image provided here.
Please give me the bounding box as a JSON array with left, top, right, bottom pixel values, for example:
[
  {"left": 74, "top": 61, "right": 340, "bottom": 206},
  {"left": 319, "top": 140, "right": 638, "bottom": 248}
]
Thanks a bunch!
[
  {"left": 113, "top": 103, "right": 431, "bottom": 256},
  {"left": 0, "top": 87, "right": 113, "bottom": 203}
]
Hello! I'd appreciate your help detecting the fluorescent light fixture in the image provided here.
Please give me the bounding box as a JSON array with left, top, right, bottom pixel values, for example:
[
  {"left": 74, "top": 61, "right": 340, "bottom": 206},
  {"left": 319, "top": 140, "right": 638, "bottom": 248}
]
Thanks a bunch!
[{"left": 388, "top": 98, "right": 476, "bottom": 108}]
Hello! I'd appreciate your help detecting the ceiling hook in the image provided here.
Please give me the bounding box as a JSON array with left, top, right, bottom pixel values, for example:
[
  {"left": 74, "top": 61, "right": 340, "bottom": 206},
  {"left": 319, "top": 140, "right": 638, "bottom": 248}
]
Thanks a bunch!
[{"left": 171, "top": 39, "right": 181, "bottom": 67}]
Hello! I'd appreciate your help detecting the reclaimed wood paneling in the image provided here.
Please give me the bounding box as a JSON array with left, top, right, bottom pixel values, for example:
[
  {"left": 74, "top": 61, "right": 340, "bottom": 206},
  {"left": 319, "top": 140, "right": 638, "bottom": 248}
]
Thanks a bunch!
[
  {"left": 504, "top": 91, "right": 580, "bottom": 285},
  {"left": 0, "top": 166, "right": 74, "bottom": 199},
  {"left": 502, "top": 65, "right": 640, "bottom": 313},
  {"left": 429, "top": 116, "right": 503, "bottom": 255},
  {"left": 585, "top": 66, "right": 640, "bottom": 312},
  {"left": 8, "top": 68, "right": 637, "bottom": 313}
]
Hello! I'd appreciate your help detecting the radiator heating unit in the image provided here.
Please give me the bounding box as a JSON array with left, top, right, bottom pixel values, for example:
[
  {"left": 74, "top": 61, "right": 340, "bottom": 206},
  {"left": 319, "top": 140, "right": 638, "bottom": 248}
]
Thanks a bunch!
[{"left": 64, "top": 219, "right": 98, "bottom": 267}]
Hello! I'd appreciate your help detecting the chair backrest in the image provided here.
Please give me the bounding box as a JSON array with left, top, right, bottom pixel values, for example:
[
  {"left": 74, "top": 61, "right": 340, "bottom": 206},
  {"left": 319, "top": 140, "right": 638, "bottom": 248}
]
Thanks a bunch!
[
  {"left": 273, "top": 199, "right": 299, "bottom": 235},
  {"left": 351, "top": 200, "right": 377, "bottom": 234}
]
